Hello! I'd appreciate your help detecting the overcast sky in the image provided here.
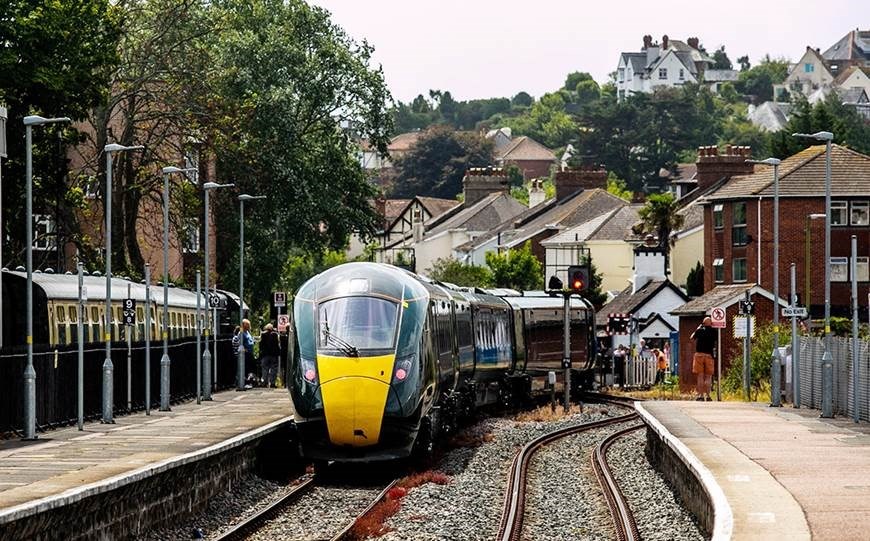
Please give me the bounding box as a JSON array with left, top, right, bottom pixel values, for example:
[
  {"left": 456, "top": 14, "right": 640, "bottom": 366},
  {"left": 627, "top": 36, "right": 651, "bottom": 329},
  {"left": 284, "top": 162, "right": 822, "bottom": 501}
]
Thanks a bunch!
[{"left": 309, "top": 0, "right": 869, "bottom": 103}]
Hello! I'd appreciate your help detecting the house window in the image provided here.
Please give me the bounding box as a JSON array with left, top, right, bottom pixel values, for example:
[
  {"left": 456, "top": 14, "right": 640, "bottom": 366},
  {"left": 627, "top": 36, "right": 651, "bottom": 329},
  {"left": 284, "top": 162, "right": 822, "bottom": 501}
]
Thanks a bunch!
[
  {"left": 831, "top": 257, "right": 849, "bottom": 282},
  {"left": 618, "top": 68, "right": 625, "bottom": 83},
  {"left": 34, "top": 214, "right": 56, "bottom": 251},
  {"left": 857, "top": 257, "right": 869, "bottom": 282},
  {"left": 618, "top": 90, "right": 625, "bottom": 100},
  {"left": 732, "top": 258, "right": 747, "bottom": 282},
  {"left": 679, "top": 68, "right": 685, "bottom": 80},
  {"left": 713, "top": 258, "right": 724, "bottom": 283},
  {"left": 832, "top": 201, "right": 848, "bottom": 225},
  {"left": 732, "top": 202, "right": 747, "bottom": 246},
  {"left": 659, "top": 68, "right": 668, "bottom": 80},
  {"left": 851, "top": 201, "right": 869, "bottom": 225},
  {"left": 713, "top": 204, "right": 724, "bottom": 229},
  {"left": 804, "top": 63, "right": 814, "bottom": 73}
]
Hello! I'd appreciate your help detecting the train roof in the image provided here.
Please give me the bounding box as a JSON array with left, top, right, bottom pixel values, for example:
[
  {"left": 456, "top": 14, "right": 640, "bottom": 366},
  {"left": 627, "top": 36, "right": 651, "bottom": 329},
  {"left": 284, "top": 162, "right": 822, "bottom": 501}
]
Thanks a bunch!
[
  {"left": 3, "top": 270, "right": 205, "bottom": 309},
  {"left": 501, "top": 295, "right": 591, "bottom": 310},
  {"left": 296, "top": 262, "right": 431, "bottom": 305}
]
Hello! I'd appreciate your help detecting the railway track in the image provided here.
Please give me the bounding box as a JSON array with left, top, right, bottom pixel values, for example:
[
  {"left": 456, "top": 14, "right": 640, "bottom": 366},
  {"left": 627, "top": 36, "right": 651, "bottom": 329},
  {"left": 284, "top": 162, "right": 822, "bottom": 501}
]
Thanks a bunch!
[
  {"left": 592, "top": 423, "right": 645, "bottom": 541},
  {"left": 497, "top": 398, "right": 643, "bottom": 541},
  {"left": 213, "top": 472, "right": 397, "bottom": 541}
]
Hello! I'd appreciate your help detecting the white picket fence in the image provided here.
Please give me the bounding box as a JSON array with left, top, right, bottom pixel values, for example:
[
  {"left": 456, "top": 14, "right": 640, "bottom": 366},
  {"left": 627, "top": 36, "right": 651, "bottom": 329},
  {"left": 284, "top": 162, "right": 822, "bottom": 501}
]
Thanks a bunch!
[{"left": 624, "top": 354, "right": 658, "bottom": 387}]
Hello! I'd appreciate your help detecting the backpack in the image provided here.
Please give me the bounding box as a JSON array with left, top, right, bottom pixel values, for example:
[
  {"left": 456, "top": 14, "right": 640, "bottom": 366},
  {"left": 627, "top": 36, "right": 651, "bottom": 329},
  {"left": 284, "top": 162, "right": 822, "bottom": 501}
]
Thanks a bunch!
[{"left": 232, "top": 333, "right": 241, "bottom": 355}]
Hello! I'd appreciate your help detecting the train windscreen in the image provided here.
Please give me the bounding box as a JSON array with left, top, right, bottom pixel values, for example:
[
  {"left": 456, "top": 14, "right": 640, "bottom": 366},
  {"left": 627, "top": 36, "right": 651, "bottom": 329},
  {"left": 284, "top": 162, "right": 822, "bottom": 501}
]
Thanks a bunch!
[{"left": 318, "top": 296, "right": 399, "bottom": 351}]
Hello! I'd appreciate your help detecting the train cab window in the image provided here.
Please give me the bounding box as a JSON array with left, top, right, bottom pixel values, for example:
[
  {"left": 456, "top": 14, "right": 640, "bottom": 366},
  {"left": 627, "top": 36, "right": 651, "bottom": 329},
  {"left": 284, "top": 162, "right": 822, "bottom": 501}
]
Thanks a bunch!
[{"left": 318, "top": 296, "right": 398, "bottom": 351}]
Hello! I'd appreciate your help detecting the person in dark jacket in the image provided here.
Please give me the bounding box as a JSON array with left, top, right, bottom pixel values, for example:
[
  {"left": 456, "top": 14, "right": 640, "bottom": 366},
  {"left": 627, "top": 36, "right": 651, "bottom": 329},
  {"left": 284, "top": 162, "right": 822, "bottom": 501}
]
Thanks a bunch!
[
  {"left": 259, "top": 323, "right": 280, "bottom": 388},
  {"left": 691, "top": 316, "right": 717, "bottom": 401}
]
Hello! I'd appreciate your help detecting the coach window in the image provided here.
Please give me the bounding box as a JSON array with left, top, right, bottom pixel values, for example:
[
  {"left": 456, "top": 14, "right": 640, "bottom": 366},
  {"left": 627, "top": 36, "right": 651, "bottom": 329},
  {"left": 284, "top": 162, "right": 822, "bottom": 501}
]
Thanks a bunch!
[
  {"left": 55, "top": 305, "right": 67, "bottom": 344},
  {"left": 851, "top": 201, "right": 869, "bottom": 226},
  {"left": 69, "top": 305, "right": 78, "bottom": 344},
  {"left": 136, "top": 307, "right": 145, "bottom": 339},
  {"left": 831, "top": 201, "right": 848, "bottom": 226},
  {"left": 171, "top": 312, "right": 178, "bottom": 339},
  {"left": 831, "top": 257, "right": 849, "bottom": 282},
  {"left": 90, "top": 306, "right": 100, "bottom": 342}
]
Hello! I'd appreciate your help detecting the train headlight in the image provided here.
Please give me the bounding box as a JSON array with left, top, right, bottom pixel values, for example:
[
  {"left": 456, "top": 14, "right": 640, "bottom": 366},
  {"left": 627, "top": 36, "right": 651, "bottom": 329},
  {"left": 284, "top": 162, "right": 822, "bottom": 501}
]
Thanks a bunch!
[
  {"left": 392, "top": 359, "right": 412, "bottom": 384},
  {"left": 300, "top": 357, "right": 318, "bottom": 384},
  {"left": 304, "top": 368, "right": 317, "bottom": 382}
]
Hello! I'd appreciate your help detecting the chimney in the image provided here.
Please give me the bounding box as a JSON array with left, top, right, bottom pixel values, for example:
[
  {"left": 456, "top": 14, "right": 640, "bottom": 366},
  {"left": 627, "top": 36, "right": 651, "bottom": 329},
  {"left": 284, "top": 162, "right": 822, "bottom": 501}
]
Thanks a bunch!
[
  {"left": 462, "top": 167, "right": 509, "bottom": 205},
  {"left": 643, "top": 34, "right": 653, "bottom": 49},
  {"left": 554, "top": 166, "right": 607, "bottom": 200},
  {"left": 374, "top": 195, "right": 387, "bottom": 229},
  {"left": 687, "top": 37, "right": 699, "bottom": 50},
  {"left": 528, "top": 178, "right": 546, "bottom": 208},
  {"left": 412, "top": 206, "right": 424, "bottom": 242},
  {"left": 695, "top": 145, "right": 755, "bottom": 192},
  {"left": 646, "top": 44, "right": 660, "bottom": 65},
  {"left": 631, "top": 245, "right": 667, "bottom": 294},
  {"left": 662, "top": 34, "right": 669, "bottom": 50}
]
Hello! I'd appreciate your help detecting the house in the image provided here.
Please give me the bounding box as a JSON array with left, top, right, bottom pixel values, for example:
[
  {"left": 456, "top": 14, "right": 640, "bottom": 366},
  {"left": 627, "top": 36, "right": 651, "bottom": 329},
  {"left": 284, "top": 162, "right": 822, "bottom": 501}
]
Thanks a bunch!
[
  {"left": 616, "top": 34, "right": 716, "bottom": 101},
  {"left": 702, "top": 69, "right": 739, "bottom": 93},
  {"left": 382, "top": 168, "right": 526, "bottom": 274},
  {"left": 493, "top": 135, "right": 557, "bottom": 180},
  {"left": 670, "top": 283, "right": 786, "bottom": 392},
  {"left": 662, "top": 163, "right": 698, "bottom": 199},
  {"left": 485, "top": 127, "right": 513, "bottom": 153},
  {"left": 821, "top": 28, "right": 870, "bottom": 73},
  {"left": 454, "top": 168, "right": 626, "bottom": 269},
  {"left": 700, "top": 143, "right": 870, "bottom": 319},
  {"left": 541, "top": 205, "right": 641, "bottom": 293},
  {"left": 774, "top": 46, "right": 834, "bottom": 101},
  {"left": 595, "top": 245, "right": 689, "bottom": 352},
  {"left": 747, "top": 101, "right": 792, "bottom": 132}
]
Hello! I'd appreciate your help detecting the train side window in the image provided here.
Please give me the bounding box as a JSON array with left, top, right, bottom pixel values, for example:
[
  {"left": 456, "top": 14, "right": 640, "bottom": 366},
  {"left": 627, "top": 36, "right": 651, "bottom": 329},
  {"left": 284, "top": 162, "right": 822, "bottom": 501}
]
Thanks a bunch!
[
  {"left": 89, "top": 306, "right": 99, "bottom": 342},
  {"left": 171, "top": 312, "right": 178, "bottom": 340},
  {"left": 136, "top": 307, "right": 145, "bottom": 339}
]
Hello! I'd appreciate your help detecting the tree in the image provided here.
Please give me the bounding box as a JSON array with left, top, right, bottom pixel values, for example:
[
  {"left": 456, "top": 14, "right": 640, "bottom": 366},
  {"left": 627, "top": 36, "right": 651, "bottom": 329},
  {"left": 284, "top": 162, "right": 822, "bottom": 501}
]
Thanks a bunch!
[
  {"left": 636, "top": 192, "right": 684, "bottom": 259},
  {"left": 581, "top": 258, "right": 607, "bottom": 308},
  {"left": 737, "top": 55, "right": 751, "bottom": 72},
  {"left": 503, "top": 92, "right": 574, "bottom": 148},
  {"left": 511, "top": 91, "right": 533, "bottom": 108},
  {"left": 605, "top": 173, "right": 632, "bottom": 201},
  {"left": 390, "top": 126, "right": 493, "bottom": 199},
  {"left": 685, "top": 262, "right": 704, "bottom": 297},
  {"left": 735, "top": 56, "right": 789, "bottom": 103},
  {"left": 208, "top": 0, "right": 392, "bottom": 308},
  {"left": 564, "top": 71, "right": 593, "bottom": 91},
  {"left": 428, "top": 257, "right": 492, "bottom": 287},
  {"left": 769, "top": 93, "right": 870, "bottom": 158},
  {"left": 574, "top": 79, "right": 601, "bottom": 106},
  {"left": 0, "top": 0, "right": 122, "bottom": 270},
  {"left": 711, "top": 46, "right": 732, "bottom": 70},
  {"left": 485, "top": 241, "right": 544, "bottom": 291}
]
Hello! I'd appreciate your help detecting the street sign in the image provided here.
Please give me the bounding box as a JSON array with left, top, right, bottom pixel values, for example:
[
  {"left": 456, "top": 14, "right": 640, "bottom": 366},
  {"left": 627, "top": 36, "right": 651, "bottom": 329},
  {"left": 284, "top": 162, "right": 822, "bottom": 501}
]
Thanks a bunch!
[
  {"left": 208, "top": 293, "right": 221, "bottom": 309},
  {"left": 81, "top": 286, "right": 88, "bottom": 302},
  {"left": 561, "top": 358, "right": 572, "bottom": 369},
  {"left": 123, "top": 298, "right": 136, "bottom": 326},
  {"left": 733, "top": 315, "right": 755, "bottom": 338},
  {"left": 710, "top": 306, "right": 726, "bottom": 328},
  {"left": 277, "top": 314, "right": 290, "bottom": 332},
  {"left": 273, "top": 291, "right": 286, "bottom": 307},
  {"left": 739, "top": 300, "right": 755, "bottom": 315},
  {"left": 782, "top": 306, "right": 808, "bottom": 318}
]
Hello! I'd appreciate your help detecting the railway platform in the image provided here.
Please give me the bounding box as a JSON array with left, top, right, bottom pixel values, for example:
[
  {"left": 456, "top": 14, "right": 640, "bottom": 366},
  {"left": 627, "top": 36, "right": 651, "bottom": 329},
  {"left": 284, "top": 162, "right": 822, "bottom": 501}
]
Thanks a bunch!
[
  {"left": 638, "top": 400, "right": 870, "bottom": 541},
  {"left": 0, "top": 388, "right": 293, "bottom": 539}
]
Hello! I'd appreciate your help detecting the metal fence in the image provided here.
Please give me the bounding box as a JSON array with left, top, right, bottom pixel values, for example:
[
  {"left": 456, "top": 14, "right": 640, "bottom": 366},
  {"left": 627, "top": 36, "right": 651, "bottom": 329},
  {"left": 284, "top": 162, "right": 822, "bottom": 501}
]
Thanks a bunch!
[
  {"left": 0, "top": 335, "right": 242, "bottom": 436},
  {"left": 798, "top": 336, "right": 870, "bottom": 420}
]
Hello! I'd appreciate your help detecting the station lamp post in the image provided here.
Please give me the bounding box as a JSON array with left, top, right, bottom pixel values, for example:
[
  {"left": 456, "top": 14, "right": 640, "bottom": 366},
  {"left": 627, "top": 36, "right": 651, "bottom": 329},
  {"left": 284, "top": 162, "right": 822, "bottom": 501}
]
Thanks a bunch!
[
  {"left": 237, "top": 194, "right": 266, "bottom": 390},
  {"left": 22, "top": 115, "right": 71, "bottom": 438},
  {"left": 202, "top": 181, "right": 234, "bottom": 398},
  {"left": 793, "top": 130, "right": 834, "bottom": 418},
  {"left": 159, "top": 166, "right": 197, "bottom": 411},
  {"left": 748, "top": 157, "right": 782, "bottom": 407}
]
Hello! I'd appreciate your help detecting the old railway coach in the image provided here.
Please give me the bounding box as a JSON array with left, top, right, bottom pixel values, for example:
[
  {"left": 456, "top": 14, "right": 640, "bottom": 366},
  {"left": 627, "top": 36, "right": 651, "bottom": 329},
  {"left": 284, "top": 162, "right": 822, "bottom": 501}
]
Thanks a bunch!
[{"left": 290, "top": 262, "right": 594, "bottom": 462}]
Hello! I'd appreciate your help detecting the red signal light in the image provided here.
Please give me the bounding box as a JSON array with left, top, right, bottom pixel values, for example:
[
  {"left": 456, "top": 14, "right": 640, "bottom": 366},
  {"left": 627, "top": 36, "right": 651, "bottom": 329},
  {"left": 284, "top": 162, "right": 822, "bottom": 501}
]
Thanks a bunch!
[{"left": 567, "top": 265, "right": 589, "bottom": 292}]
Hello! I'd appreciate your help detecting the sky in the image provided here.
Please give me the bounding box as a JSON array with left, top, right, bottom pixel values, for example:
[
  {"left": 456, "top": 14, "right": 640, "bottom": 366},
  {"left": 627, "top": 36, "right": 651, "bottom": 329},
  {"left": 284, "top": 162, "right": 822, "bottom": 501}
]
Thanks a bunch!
[{"left": 308, "top": 0, "right": 870, "bottom": 103}]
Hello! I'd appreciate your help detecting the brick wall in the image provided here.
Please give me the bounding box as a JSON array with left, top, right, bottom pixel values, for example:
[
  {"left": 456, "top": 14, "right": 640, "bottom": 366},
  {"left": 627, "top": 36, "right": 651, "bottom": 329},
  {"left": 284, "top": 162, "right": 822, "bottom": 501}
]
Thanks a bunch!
[
  {"left": 505, "top": 158, "right": 553, "bottom": 180},
  {"left": 554, "top": 167, "right": 607, "bottom": 200}
]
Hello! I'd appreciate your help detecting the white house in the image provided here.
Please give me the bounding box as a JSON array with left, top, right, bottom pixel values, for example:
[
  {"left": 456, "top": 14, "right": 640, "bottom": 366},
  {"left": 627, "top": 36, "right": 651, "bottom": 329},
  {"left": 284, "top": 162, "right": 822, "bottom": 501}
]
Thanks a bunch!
[
  {"left": 616, "top": 34, "right": 716, "bottom": 101},
  {"left": 774, "top": 47, "right": 834, "bottom": 101}
]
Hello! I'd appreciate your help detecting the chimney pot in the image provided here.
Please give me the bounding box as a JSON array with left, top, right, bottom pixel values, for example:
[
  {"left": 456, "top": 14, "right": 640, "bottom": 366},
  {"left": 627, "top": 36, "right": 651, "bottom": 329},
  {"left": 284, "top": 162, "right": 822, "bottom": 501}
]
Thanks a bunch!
[{"left": 662, "top": 34, "right": 669, "bottom": 50}]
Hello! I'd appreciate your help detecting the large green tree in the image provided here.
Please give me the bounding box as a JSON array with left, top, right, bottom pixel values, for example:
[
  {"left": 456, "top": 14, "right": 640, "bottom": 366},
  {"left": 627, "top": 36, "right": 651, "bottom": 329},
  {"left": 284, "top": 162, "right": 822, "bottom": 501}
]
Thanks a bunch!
[
  {"left": 485, "top": 241, "right": 544, "bottom": 291},
  {"left": 0, "top": 0, "right": 121, "bottom": 269},
  {"left": 769, "top": 94, "right": 870, "bottom": 157},
  {"left": 390, "top": 125, "right": 493, "bottom": 199},
  {"left": 734, "top": 56, "right": 789, "bottom": 103},
  {"left": 207, "top": 0, "right": 392, "bottom": 307},
  {"left": 636, "top": 192, "right": 684, "bottom": 260},
  {"left": 428, "top": 257, "right": 493, "bottom": 287}
]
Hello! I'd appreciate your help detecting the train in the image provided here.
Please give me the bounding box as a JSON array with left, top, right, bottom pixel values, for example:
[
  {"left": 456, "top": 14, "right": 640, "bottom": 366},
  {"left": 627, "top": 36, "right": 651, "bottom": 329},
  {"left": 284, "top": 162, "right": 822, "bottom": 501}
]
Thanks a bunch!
[
  {"left": 1, "top": 267, "right": 247, "bottom": 348},
  {"left": 289, "top": 262, "right": 596, "bottom": 462}
]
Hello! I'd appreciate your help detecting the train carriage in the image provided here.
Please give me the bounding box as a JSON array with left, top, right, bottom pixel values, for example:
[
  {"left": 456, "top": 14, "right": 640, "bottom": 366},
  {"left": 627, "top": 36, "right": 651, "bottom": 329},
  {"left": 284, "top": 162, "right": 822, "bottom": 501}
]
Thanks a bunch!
[{"left": 290, "top": 262, "right": 595, "bottom": 462}]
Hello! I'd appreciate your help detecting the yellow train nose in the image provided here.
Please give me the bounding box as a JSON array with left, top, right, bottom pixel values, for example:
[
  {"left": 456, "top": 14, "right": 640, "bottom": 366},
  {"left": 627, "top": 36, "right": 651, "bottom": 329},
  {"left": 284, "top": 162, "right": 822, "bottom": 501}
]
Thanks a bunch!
[{"left": 317, "top": 354, "right": 395, "bottom": 447}]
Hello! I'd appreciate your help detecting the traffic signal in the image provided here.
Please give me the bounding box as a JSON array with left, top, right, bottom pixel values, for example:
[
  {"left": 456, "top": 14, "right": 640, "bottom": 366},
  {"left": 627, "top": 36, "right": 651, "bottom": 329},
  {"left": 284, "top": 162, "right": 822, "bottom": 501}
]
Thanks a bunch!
[{"left": 567, "top": 265, "right": 589, "bottom": 292}]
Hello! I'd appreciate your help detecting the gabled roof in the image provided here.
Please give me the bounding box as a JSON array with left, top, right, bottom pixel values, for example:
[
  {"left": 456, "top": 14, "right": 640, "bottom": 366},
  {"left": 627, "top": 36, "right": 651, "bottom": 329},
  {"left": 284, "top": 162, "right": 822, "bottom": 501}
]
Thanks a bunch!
[
  {"left": 540, "top": 209, "right": 619, "bottom": 246},
  {"left": 747, "top": 101, "right": 790, "bottom": 132},
  {"left": 705, "top": 144, "right": 870, "bottom": 201},
  {"left": 670, "top": 283, "right": 787, "bottom": 316},
  {"left": 704, "top": 69, "right": 739, "bottom": 82},
  {"left": 388, "top": 132, "right": 423, "bottom": 152},
  {"left": 416, "top": 196, "right": 461, "bottom": 218},
  {"left": 833, "top": 65, "right": 870, "bottom": 86},
  {"left": 841, "top": 87, "right": 869, "bottom": 104},
  {"left": 424, "top": 192, "right": 526, "bottom": 238},
  {"left": 823, "top": 29, "right": 870, "bottom": 63},
  {"left": 384, "top": 196, "right": 459, "bottom": 233},
  {"left": 623, "top": 53, "right": 648, "bottom": 73},
  {"left": 595, "top": 279, "right": 688, "bottom": 326},
  {"left": 588, "top": 205, "right": 642, "bottom": 242},
  {"left": 496, "top": 136, "right": 556, "bottom": 162},
  {"left": 384, "top": 199, "right": 411, "bottom": 222}
]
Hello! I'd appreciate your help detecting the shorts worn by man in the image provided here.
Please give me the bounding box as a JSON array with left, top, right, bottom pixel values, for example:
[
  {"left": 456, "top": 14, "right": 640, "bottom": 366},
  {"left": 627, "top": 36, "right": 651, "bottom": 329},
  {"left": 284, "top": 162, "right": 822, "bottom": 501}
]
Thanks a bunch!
[{"left": 691, "top": 316, "right": 717, "bottom": 401}]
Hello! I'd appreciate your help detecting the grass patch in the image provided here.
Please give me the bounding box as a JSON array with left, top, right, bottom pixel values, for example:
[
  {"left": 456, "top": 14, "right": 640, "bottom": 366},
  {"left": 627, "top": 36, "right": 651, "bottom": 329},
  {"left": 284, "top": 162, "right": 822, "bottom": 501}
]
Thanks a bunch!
[{"left": 513, "top": 403, "right": 584, "bottom": 422}]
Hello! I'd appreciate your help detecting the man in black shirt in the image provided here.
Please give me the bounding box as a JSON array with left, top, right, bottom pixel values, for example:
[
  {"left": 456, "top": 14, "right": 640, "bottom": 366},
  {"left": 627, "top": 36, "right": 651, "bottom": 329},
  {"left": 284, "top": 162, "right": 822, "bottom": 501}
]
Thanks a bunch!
[
  {"left": 259, "top": 323, "right": 281, "bottom": 388},
  {"left": 690, "top": 316, "right": 717, "bottom": 401}
]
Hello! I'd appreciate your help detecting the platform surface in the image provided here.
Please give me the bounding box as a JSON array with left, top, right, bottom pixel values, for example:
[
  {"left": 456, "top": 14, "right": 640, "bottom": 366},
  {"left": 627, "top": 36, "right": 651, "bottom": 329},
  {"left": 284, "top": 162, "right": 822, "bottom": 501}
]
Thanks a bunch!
[
  {"left": 0, "top": 389, "right": 292, "bottom": 516},
  {"left": 641, "top": 400, "right": 870, "bottom": 541}
]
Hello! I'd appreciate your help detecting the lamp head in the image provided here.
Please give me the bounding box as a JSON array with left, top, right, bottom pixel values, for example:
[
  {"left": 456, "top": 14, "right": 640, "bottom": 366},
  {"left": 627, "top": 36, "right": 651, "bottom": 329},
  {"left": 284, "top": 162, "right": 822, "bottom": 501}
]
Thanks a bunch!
[
  {"left": 105, "top": 143, "right": 144, "bottom": 153},
  {"left": 808, "top": 213, "right": 826, "bottom": 220},
  {"left": 162, "top": 166, "right": 196, "bottom": 174},
  {"left": 238, "top": 194, "right": 266, "bottom": 201},
  {"left": 746, "top": 158, "right": 781, "bottom": 166},
  {"left": 203, "top": 182, "right": 234, "bottom": 190},
  {"left": 24, "top": 115, "right": 71, "bottom": 126},
  {"left": 792, "top": 131, "right": 834, "bottom": 141}
]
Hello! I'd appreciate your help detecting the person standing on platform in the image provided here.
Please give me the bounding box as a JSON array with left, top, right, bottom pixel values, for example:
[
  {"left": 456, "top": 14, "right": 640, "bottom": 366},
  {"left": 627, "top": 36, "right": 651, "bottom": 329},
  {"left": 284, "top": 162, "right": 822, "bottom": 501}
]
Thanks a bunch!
[
  {"left": 240, "top": 319, "right": 255, "bottom": 387},
  {"left": 653, "top": 348, "right": 668, "bottom": 385},
  {"left": 690, "top": 316, "right": 717, "bottom": 401},
  {"left": 259, "top": 323, "right": 280, "bottom": 388}
]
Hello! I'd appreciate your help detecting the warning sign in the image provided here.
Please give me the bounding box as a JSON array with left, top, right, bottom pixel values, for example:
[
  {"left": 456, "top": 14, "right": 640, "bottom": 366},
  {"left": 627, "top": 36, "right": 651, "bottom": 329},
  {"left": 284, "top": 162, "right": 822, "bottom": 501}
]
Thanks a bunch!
[
  {"left": 711, "top": 306, "right": 726, "bottom": 329},
  {"left": 277, "top": 314, "right": 290, "bottom": 332}
]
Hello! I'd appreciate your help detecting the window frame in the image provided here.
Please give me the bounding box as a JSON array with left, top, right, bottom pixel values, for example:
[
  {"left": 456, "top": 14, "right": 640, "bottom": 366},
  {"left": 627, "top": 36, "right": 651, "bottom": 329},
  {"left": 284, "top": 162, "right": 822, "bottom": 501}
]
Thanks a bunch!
[
  {"left": 850, "top": 201, "right": 869, "bottom": 226},
  {"left": 857, "top": 256, "right": 869, "bottom": 282},
  {"left": 658, "top": 67, "right": 668, "bottom": 80},
  {"left": 732, "top": 202, "right": 748, "bottom": 246},
  {"left": 732, "top": 257, "right": 747, "bottom": 283},
  {"left": 830, "top": 257, "right": 849, "bottom": 282},
  {"left": 713, "top": 204, "right": 724, "bottom": 229},
  {"left": 832, "top": 201, "right": 848, "bottom": 226},
  {"left": 713, "top": 258, "right": 724, "bottom": 283},
  {"left": 804, "top": 63, "right": 814, "bottom": 73}
]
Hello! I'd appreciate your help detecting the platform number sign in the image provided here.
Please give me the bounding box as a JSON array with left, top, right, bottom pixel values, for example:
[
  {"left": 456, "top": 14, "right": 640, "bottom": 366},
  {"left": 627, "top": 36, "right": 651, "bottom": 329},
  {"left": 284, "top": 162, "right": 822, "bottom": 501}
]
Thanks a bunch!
[
  {"left": 208, "top": 293, "right": 221, "bottom": 309},
  {"left": 123, "top": 298, "right": 136, "bottom": 326},
  {"left": 273, "top": 291, "right": 286, "bottom": 308}
]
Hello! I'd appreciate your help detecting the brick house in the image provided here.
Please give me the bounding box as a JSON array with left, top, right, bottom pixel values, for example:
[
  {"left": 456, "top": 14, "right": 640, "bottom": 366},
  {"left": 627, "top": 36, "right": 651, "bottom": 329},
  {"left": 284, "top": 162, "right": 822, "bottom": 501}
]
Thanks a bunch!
[
  {"left": 670, "top": 284, "right": 785, "bottom": 392},
  {"left": 494, "top": 135, "right": 557, "bottom": 180},
  {"left": 700, "top": 144, "right": 870, "bottom": 319}
]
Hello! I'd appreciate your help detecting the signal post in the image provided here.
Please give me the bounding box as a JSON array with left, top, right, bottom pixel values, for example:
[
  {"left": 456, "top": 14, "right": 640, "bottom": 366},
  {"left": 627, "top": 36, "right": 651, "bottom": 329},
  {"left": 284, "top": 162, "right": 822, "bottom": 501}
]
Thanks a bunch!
[{"left": 554, "top": 264, "right": 589, "bottom": 412}]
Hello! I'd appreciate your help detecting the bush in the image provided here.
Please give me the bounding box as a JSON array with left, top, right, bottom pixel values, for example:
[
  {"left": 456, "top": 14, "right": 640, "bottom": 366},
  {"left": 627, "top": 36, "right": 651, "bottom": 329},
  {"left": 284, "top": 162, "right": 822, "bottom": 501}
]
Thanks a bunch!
[{"left": 723, "top": 321, "right": 775, "bottom": 400}]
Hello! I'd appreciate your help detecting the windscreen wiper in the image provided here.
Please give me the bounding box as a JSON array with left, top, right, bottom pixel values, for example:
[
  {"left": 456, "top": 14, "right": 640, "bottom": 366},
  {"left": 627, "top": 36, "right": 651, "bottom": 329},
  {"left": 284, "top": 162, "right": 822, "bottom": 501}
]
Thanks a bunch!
[{"left": 324, "top": 329, "right": 359, "bottom": 357}]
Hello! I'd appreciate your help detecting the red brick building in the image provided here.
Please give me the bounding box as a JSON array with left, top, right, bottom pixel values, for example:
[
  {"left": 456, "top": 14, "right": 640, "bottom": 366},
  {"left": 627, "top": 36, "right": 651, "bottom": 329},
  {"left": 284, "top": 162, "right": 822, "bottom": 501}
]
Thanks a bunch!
[
  {"left": 494, "top": 136, "right": 557, "bottom": 180},
  {"left": 670, "top": 284, "right": 784, "bottom": 392},
  {"left": 699, "top": 144, "right": 870, "bottom": 320}
]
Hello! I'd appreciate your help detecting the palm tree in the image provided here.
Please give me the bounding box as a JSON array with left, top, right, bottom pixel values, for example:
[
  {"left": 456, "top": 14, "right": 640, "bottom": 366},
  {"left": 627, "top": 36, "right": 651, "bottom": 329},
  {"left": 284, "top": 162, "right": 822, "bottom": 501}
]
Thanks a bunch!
[{"left": 636, "top": 192, "right": 684, "bottom": 267}]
